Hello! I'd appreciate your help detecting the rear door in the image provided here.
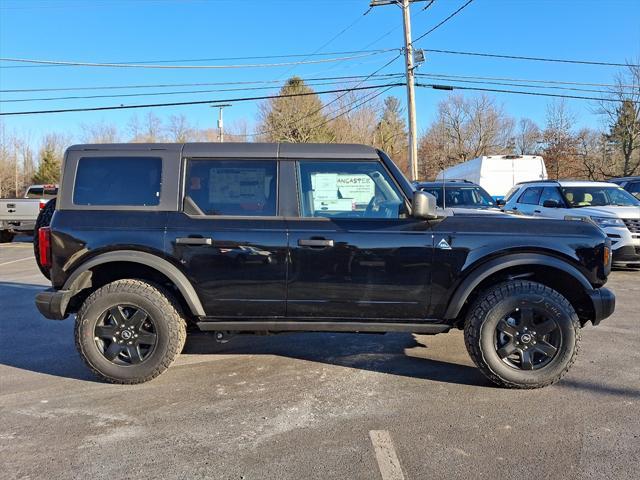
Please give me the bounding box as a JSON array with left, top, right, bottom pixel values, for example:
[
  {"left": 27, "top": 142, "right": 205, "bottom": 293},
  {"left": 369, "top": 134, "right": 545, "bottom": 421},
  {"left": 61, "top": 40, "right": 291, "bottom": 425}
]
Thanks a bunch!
[
  {"left": 166, "top": 155, "right": 288, "bottom": 318},
  {"left": 286, "top": 158, "right": 433, "bottom": 319},
  {"left": 512, "top": 186, "right": 543, "bottom": 216}
]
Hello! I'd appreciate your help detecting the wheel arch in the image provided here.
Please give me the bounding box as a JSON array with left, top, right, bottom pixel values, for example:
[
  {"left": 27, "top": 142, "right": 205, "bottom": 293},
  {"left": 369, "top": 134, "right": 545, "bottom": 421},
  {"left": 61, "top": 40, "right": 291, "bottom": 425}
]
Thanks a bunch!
[
  {"left": 63, "top": 250, "right": 205, "bottom": 318},
  {"left": 444, "top": 253, "right": 595, "bottom": 325}
]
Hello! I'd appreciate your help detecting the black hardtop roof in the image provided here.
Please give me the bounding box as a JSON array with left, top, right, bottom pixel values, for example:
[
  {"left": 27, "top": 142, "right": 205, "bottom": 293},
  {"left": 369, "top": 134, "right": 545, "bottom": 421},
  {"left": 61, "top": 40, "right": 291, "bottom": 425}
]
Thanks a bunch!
[
  {"left": 67, "top": 142, "right": 380, "bottom": 160},
  {"left": 416, "top": 179, "right": 477, "bottom": 186}
]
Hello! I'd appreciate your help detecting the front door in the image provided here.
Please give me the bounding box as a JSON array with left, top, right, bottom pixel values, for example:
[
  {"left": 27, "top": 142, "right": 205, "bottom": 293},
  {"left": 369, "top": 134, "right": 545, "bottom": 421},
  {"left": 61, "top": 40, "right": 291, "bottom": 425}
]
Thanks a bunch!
[
  {"left": 166, "top": 158, "right": 288, "bottom": 318},
  {"left": 286, "top": 159, "right": 433, "bottom": 319}
]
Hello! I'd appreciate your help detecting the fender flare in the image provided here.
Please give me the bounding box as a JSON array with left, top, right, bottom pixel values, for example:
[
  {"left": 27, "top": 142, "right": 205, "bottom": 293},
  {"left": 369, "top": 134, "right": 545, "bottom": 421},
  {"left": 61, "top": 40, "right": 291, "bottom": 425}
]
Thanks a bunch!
[
  {"left": 64, "top": 250, "right": 206, "bottom": 317},
  {"left": 443, "top": 253, "right": 592, "bottom": 320}
]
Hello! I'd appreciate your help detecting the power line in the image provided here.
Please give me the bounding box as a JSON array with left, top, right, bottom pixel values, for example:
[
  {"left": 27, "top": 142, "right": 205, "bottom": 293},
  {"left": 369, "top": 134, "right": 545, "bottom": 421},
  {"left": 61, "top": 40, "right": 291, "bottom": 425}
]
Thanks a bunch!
[
  {"left": 246, "top": 53, "right": 403, "bottom": 137},
  {"left": 0, "top": 48, "right": 394, "bottom": 69},
  {"left": 422, "top": 48, "right": 639, "bottom": 68},
  {"left": 0, "top": 73, "right": 404, "bottom": 93},
  {"left": 416, "top": 74, "right": 629, "bottom": 95},
  {"left": 0, "top": 82, "right": 405, "bottom": 116},
  {"left": 416, "top": 72, "right": 638, "bottom": 90},
  {"left": 310, "top": 85, "right": 395, "bottom": 132},
  {"left": 0, "top": 75, "right": 406, "bottom": 103},
  {"left": 416, "top": 82, "right": 640, "bottom": 103},
  {"left": 0, "top": 50, "right": 392, "bottom": 70},
  {"left": 413, "top": 0, "right": 475, "bottom": 43},
  {"left": 278, "top": 6, "right": 374, "bottom": 79}
]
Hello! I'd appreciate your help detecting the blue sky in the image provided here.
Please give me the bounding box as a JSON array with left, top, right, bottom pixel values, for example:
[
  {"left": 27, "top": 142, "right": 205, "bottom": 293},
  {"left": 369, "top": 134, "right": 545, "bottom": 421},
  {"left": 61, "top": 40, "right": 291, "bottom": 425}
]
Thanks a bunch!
[{"left": 1, "top": 0, "right": 639, "bottom": 146}]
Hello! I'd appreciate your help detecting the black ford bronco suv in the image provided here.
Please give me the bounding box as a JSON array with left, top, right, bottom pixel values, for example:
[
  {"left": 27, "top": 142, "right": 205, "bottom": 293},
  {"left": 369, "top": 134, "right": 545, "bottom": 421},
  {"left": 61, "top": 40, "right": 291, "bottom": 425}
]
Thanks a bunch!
[{"left": 35, "top": 143, "right": 615, "bottom": 388}]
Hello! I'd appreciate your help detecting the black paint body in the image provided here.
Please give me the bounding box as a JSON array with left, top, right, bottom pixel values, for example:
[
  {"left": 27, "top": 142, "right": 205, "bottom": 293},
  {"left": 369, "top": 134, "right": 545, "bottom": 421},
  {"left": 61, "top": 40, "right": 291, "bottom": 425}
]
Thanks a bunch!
[{"left": 44, "top": 143, "right": 613, "bottom": 328}]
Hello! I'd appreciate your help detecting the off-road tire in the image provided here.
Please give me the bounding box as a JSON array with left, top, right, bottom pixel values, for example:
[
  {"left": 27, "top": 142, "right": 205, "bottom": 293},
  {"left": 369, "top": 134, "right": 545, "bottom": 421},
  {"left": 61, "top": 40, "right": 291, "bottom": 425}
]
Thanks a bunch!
[
  {"left": 0, "top": 230, "right": 15, "bottom": 243},
  {"left": 33, "top": 197, "right": 56, "bottom": 279},
  {"left": 75, "top": 279, "right": 187, "bottom": 384},
  {"left": 464, "top": 280, "right": 580, "bottom": 389}
]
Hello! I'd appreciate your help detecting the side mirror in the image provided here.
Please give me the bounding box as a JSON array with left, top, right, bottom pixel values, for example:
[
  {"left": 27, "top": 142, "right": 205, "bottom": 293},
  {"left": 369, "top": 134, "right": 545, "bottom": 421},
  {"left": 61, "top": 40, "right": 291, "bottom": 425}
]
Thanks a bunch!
[
  {"left": 543, "top": 199, "right": 560, "bottom": 208},
  {"left": 495, "top": 199, "right": 506, "bottom": 207},
  {"left": 412, "top": 190, "right": 438, "bottom": 219}
]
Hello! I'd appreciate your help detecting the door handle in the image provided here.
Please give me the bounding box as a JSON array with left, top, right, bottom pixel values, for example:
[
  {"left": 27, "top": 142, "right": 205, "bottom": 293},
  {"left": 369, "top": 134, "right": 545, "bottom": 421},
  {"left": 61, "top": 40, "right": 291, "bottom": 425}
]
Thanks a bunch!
[
  {"left": 298, "top": 238, "right": 334, "bottom": 248},
  {"left": 176, "top": 237, "right": 213, "bottom": 245},
  {"left": 534, "top": 210, "right": 541, "bottom": 214}
]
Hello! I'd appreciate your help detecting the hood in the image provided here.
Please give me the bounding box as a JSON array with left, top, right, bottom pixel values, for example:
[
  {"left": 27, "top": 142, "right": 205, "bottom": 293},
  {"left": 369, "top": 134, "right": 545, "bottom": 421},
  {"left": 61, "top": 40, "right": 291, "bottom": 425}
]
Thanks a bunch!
[
  {"left": 570, "top": 205, "right": 640, "bottom": 218},
  {"left": 447, "top": 207, "right": 506, "bottom": 216}
]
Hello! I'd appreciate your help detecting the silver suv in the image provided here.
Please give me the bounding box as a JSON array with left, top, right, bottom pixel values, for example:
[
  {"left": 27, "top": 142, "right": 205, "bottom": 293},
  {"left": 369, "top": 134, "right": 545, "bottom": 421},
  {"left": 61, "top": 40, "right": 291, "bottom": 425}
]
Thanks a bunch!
[{"left": 503, "top": 180, "right": 640, "bottom": 266}]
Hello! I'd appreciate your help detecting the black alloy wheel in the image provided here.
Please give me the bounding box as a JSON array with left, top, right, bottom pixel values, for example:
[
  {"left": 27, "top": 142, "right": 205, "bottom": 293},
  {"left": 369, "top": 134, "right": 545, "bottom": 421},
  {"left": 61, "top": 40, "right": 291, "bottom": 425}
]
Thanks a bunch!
[
  {"left": 94, "top": 305, "right": 158, "bottom": 365},
  {"left": 494, "top": 306, "right": 561, "bottom": 370}
]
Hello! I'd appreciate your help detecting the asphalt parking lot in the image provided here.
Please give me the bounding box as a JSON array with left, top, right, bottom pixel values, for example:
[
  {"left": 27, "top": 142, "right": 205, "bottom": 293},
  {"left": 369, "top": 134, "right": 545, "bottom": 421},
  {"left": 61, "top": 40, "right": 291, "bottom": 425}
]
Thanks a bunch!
[{"left": 1, "top": 237, "right": 639, "bottom": 480}]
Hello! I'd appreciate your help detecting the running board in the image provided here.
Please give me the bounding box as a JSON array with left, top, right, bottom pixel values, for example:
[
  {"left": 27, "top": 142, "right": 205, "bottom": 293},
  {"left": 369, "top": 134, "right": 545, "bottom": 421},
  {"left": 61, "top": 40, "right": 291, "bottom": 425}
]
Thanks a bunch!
[{"left": 196, "top": 321, "right": 450, "bottom": 334}]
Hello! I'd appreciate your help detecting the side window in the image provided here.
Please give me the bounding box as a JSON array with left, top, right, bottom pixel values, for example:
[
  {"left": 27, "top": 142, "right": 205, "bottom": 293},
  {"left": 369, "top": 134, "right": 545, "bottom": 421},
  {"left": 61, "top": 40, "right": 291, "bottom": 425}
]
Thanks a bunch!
[
  {"left": 297, "top": 161, "right": 406, "bottom": 219},
  {"left": 504, "top": 185, "right": 520, "bottom": 202},
  {"left": 186, "top": 159, "right": 277, "bottom": 216},
  {"left": 628, "top": 182, "right": 640, "bottom": 194},
  {"left": 539, "top": 187, "right": 564, "bottom": 206},
  {"left": 518, "top": 187, "right": 543, "bottom": 205},
  {"left": 73, "top": 157, "right": 162, "bottom": 206}
]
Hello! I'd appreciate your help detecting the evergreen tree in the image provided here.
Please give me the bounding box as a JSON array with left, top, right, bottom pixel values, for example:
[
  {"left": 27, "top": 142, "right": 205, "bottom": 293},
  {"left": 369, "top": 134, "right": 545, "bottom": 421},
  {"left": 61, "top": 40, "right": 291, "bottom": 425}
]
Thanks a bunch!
[
  {"left": 32, "top": 146, "right": 61, "bottom": 184},
  {"left": 258, "top": 77, "right": 333, "bottom": 143}
]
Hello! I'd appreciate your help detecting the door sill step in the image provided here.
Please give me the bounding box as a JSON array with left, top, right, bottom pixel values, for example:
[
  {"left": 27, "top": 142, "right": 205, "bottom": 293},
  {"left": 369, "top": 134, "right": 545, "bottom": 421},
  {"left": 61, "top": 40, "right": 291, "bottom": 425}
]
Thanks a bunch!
[{"left": 196, "top": 320, "right": 450, "bottom": 334}]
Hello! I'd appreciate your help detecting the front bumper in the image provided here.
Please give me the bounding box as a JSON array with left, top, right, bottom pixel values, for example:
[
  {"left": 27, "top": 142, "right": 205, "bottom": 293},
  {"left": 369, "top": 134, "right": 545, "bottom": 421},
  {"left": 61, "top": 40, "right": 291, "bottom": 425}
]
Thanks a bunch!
[
  {"left": 587, "top": 287, "right": 616, "bottom": 326},
  {"left": 612, "top": 245, "right": 640, "bottom": 265},
  {"left": 35, "top": 288, "right": 73, "bottom": 320}
]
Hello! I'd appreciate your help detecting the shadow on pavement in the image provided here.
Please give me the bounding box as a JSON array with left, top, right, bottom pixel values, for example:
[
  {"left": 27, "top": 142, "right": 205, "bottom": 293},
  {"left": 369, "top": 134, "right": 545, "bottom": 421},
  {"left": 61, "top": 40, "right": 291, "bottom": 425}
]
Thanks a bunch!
[
  {"left": 0, "top": 280, "right": 489, "bottom": 387},
  {"left": 0, "top": 281, "right": 98, "bottom": 383},
  {"left": 183, "top": 330, "right": 492, "bottom": 388}
]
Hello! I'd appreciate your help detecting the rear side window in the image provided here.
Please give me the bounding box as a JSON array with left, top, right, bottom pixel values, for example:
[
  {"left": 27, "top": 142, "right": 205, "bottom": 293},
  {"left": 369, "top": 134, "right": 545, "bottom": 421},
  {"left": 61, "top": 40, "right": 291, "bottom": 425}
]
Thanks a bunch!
[
  {"left": 73, "top": 157, "right": 162, "bottom": 206},
  {"left": 518, "top": 187, "right": 543, "bottom": 205},
  {"left": 186, "top": 159, "right": 277, "bottom": 216},
  {"left": 628, "top": 182, "right": 640, "bottom": 194}
]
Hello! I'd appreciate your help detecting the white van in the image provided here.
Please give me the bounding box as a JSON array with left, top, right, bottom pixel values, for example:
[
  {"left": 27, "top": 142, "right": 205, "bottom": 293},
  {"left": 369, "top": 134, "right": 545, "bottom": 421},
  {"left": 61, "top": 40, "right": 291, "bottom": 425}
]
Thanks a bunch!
[{"left": 436, "top": 155, "right": 547, "bottom": 199}]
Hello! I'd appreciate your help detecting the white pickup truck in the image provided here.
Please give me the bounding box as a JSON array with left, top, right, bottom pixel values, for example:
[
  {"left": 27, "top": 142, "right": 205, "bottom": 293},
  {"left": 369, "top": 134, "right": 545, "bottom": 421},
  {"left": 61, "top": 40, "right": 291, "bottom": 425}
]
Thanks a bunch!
[{"left": 0, "top": 184, "right": 58, "bottom": 242}]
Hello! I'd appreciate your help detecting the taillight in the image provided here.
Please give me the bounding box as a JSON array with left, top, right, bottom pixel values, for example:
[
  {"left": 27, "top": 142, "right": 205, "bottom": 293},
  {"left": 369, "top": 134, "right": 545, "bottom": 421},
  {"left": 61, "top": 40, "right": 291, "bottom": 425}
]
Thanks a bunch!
[
  {"left": 39, "top": 199, "right": 47, "bottom": 210},
  {"left": 38, "top": 227, "right": 52, "bottom": 268}
]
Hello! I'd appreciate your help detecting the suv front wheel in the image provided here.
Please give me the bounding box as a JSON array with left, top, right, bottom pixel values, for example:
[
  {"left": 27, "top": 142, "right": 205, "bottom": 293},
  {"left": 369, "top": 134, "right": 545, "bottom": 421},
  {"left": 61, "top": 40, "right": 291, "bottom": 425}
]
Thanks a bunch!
[
  {"left": 464, "top": 280, "right": 580, "bottom": 389},
  {"left": 75, "top": 279, "right": 187, "bottom": 384}
]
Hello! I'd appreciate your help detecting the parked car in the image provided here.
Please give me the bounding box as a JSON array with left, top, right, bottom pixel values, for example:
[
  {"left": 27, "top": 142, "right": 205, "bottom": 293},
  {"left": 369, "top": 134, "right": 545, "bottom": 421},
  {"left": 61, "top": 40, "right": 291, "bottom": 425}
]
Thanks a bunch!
[
  {"left": 0, "top": 184, "right": 57, "bottom": 242},
  {"left": 35, "top": 143, "right": 615, "bottom": 388},
  {"left": 435, "top": 155, "right": 547, "bottom": 200},
  {"left": 502, "top": 180, "right": 640, "bottom": 266},
  {"left": 415, "top": 179, "right": 498, "bottom": 210},
  {"left": 609, "top": 176, "right": 640, "bottom": 200}
]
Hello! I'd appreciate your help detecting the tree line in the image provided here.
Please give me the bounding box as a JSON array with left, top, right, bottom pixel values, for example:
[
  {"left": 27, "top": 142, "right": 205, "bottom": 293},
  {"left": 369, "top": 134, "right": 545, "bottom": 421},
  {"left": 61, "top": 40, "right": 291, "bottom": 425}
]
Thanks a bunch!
[{"left": 1, "top": 63, "right": 638, "bottom": 197}]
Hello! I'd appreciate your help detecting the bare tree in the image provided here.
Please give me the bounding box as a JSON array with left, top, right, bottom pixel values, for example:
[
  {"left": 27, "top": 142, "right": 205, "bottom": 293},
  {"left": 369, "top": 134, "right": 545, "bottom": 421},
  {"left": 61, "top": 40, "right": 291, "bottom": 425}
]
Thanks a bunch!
[
  {"left": 417, "top": 94, "right": 514, "bottom": 180},
  {"left": 542, "top": 100, "right": 579, "bottom": 179},
  {"left": 166, "top": 115, "right": 196, "bottom": 142},
  {"left": 128, "top": 112, "right": 164, "bottom": 142},
  {"left": 515, "top": 118, "right": 541, "bottom": 155},
  {"left": 81, "top": 121, "right": 120, "bottom": 143},
  {"left": 598, "top": 62, "right": 640, "bottom": 176}
]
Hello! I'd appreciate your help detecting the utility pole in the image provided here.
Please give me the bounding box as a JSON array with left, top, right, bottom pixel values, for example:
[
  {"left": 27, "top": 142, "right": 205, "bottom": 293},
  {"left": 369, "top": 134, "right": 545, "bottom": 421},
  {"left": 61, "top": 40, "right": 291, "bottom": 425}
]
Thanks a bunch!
[
  {"left": 210, "top": 104, "right": 231, "bottom": 142},
  {"left": 370, "top": 0, "right": 423, "bottom": 181}
]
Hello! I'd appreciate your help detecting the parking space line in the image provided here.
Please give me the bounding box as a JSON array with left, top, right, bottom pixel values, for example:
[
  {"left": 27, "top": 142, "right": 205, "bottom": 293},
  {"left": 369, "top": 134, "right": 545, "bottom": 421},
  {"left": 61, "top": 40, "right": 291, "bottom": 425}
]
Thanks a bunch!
[
  {"left": 369, "top": 430, "right": 405, "bottom": 480},
  {"left": 0, "top": 257, "right": 33, "bottom": 267}
]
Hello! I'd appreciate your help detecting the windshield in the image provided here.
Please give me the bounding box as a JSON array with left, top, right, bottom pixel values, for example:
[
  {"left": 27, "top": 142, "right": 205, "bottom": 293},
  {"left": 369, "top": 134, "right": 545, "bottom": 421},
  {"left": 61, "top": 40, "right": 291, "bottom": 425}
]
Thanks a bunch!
[
  {"left": 561, "top": 186, "right": 640, "bottom": 207},
  {"left": 421, "top": 186, "right": 495, "bottom": 208}
]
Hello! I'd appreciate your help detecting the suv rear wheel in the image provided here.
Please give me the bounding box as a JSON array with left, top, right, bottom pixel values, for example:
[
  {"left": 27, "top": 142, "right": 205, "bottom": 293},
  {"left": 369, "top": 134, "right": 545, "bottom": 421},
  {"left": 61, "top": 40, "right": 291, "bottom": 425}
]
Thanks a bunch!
[
  {"left": 75, "top": 279, "right": 187, "bottom": 384},
  {"left": 464, "top": 280, "right": 580, "bottom": 389}
]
